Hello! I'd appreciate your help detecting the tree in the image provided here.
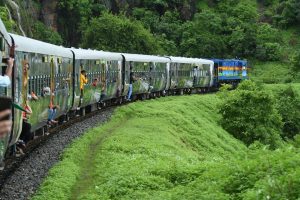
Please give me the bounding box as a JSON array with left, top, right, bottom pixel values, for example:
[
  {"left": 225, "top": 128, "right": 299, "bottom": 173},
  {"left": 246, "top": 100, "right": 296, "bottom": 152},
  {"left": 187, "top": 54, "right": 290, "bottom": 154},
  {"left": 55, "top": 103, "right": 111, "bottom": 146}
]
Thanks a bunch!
[
  {"left": 255, "top": 23, "right": 282, "bottom": 61},
  {"left": 81, "top": 13, "right": 162, "bottom": 55},
  {"left": 32, "top": 21, "right": 63, "bottom": 45},
  {"left": 273, "top": 0, "right": 300, "bottom": 27},
  {"left": 219, "top": 80, "right": 283, "bottom": 149},
  {"left": 224, "top": 2, "right": 259, "bottom": 58},
  {"left": 180, "top": 10, "right": 226, "bottom": 58},
  {"left": 57, "top": 0, "right": 93, "bottom": 47},
  {"left": 132, "top": 8, "right": 182, "bottom": 55}
]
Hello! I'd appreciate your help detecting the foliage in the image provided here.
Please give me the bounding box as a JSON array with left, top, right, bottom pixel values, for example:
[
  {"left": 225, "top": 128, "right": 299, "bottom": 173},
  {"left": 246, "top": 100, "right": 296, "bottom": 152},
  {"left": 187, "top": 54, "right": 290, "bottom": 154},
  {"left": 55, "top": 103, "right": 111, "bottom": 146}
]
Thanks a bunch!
[
  {"left": 273, "top": 0, "right": 300, "bottom": 27},
  {"left": 32, "top": 21, "right": 63, "bottom": 45},
  {"left": 219, "top": 80, "right": 283, "bottom": 148},
  {"left": 256, "top": 23, "right": 282, "bottom": 61},
  {"left": 292, "top": 50, "right": 300, "bottom": 72},
  {"left": 174, "top": 147, "right": 300, "bottom": 200},
  {"left": 275, "top": 86, "right": 300, "bottom": 139},
  {"left": 180, "top": 10, "right": 225, "bottom": 58},
  {"left": 0, "top": 6, "right": 16, "bottom": 32},
  {"left": 264, "top": 84, "right": 300, "bottom": 140},
  {"left": 57, "top": 0, "right": 95, "bottom": 46},
  {"left": 131, "top": 8, "right": 183, "bottom": 55},
  {"left": 224, "top": 1, "right": 258, "bottom": 58},
  {"left": 81, "top": 13, "right": 162, "bottom": 54}
]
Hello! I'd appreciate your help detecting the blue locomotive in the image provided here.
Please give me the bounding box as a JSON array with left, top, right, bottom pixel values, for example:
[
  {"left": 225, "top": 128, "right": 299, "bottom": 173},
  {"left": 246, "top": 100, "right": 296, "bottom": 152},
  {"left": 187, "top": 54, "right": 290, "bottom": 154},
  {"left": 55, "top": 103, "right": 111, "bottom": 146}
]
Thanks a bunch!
[{"left": 212, "top": 59, "right": 248, "bottom": 87}]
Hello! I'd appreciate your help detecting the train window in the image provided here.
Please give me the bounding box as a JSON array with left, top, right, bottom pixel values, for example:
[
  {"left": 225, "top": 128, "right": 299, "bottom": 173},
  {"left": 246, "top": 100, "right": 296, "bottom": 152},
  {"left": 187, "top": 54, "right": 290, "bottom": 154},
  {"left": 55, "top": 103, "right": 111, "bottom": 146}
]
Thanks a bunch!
[
  {"left": 42, "top": 56, "right": 48, "bottom": 63},
  {"left": 58, "top": 65, "right": 61, "bottom": 74},
  {"left": 57, "top": 57, "right": 62, "bottom": 64},
  {"left": 0, "top": 37, "right": 5, "bottom": 51}
]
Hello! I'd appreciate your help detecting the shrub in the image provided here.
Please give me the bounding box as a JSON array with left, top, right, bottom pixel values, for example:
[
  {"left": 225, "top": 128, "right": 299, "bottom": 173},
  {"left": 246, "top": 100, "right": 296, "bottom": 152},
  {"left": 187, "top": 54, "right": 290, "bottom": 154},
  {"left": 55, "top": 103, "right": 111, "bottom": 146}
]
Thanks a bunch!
[
  {"left": 292, "top": 51, "right": 300, "bottom": 73},
  {"left": 219, "top": 80, "right": 283, "bottom": 149},
  {"left": 275, "top": 86, "right": 300, "bottom": 139}
]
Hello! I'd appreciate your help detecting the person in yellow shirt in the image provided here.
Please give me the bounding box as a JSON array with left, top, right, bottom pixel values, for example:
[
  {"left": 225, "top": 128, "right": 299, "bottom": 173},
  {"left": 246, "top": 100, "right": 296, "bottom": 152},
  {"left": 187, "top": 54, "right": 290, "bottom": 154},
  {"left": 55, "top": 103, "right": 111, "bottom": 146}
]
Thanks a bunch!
[
  {"left": 79, "top": 70, "right": 88, "bottom": 107},
  {"left": 80, "top": 70, "right": 88, "bottom": 93}
]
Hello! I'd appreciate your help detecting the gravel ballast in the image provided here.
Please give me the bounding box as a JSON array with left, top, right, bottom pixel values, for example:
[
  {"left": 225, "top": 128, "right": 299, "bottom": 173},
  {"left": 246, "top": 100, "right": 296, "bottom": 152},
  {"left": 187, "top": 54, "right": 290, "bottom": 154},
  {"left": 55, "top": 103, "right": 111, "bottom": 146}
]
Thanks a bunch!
[{"left": 0, "top": 108, "right": 114, "bottom": 200}]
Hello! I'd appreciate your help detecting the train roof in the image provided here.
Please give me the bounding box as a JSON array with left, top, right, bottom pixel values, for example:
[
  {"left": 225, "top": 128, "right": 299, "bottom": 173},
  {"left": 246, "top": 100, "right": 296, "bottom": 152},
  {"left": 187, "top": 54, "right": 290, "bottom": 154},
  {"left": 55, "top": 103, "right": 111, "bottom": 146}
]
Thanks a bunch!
[
  {"left": 71, "top": 48, "right": 123, "bottom": 60},
  {"left": 211, "top": 58, "right": 247, "bottom": 62},
  {"left": 211, "top": 59, "right": 247, "bottom": 66},
  {"left": 0, "top": 19, "right": 12, "bottom": 46},
  {"left": 122, "top": 53, "right": 170, "bottom": 63},
  {"left": 9, "top": 33, "right": 73, "bottom": 58},
  {"left": 169, "top": 57, "right": 213, "bottom": 65}
]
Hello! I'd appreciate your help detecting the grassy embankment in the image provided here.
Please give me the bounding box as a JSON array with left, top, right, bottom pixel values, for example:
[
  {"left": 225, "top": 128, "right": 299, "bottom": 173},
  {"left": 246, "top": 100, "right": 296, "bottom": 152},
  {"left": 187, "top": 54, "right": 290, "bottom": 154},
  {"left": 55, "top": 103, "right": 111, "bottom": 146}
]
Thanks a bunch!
[{"left": 33, "top": 88, "right": 300, "bottom": 200}]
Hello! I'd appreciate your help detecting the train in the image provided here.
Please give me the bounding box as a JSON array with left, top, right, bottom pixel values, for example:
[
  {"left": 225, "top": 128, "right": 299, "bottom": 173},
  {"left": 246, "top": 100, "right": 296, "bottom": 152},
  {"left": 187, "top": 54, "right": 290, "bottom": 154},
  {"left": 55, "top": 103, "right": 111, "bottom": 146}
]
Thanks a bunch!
[{"left": 0, "top": 19, "right": 248, "bottom": 163}]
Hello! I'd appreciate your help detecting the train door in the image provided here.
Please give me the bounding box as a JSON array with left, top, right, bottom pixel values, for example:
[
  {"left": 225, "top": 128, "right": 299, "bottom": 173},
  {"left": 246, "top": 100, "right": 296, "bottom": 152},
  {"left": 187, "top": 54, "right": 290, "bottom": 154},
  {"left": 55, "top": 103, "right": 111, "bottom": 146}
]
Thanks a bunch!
[
  {"left": 149, "top": 62, "right": 154, "bottom": 91},
  {"left": 121, "top": 56, "right": 126, "bottom": 94},
  {"left": 50, "top": 57, "right": 55, "bottom": 110},
  {"left": 71, "top": 59, "right": 82, "bottom": 109},
  {"left": 214, "top": 62, "right": 219, "bottom": 85},
  {"left": 242, "top": 61, "right": 247, "bottom": 79},
  {"left": 117, "top": 60, "right": 122, "bottom": 97},
  {"left": 121, "top": 58, "right": 130, "bottom": 97},
  {"left": 165, "top": 62, "right": 171, "bottom": 91}
]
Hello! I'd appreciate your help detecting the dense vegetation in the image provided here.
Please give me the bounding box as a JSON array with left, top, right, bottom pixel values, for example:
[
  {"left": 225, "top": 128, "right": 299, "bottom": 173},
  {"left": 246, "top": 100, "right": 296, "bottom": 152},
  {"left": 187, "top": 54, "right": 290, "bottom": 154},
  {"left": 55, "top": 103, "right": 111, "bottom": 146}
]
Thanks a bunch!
[
  {"left": 33, "top": 87, "right": 300, "bottom": 199},
  {"left": 1, "top": 0, "right": 299, "bottom": 82},
  {"left": 219, "top": 81, "right": 300, "bottom": 148}
]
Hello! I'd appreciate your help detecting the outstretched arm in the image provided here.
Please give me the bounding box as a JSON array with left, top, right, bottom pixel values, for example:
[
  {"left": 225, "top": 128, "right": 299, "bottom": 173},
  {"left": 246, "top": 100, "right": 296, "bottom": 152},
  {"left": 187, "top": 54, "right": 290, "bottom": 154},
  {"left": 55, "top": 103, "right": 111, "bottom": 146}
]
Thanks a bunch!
[{"left": 5, "top": 57, "right": 14, "bottom": 78}]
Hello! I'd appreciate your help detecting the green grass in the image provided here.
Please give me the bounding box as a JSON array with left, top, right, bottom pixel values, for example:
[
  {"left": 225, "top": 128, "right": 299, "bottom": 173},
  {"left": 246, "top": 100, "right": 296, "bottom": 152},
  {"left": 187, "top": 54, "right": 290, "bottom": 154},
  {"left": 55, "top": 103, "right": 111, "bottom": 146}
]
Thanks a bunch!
[
  {"left": 32, "top": 95, "right": 247, "bottom": 200},
  {"left": 264, "top": 83, "right": 300, "bottom": 96},
  {"left": 32, "top": 92, "right": 300, "bottom": 200},
  {"left": 250, "top": 61, "right": 294, "bottom": 84}
]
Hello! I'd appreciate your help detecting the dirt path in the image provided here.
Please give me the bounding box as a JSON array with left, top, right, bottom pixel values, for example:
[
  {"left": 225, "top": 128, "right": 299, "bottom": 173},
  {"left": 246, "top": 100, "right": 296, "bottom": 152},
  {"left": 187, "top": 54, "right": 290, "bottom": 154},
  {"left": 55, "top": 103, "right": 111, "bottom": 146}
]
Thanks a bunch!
[{"left": 70, "top": 118, "right": 128, "bottom": 200}]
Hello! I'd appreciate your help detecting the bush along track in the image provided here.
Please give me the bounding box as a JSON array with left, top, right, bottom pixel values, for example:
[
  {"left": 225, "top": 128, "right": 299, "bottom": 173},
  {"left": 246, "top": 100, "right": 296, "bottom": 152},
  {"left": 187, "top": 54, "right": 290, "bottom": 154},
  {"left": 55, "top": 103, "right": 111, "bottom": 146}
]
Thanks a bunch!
[{"left": 33, "top": 90, "right": 300, "bottom": 200}]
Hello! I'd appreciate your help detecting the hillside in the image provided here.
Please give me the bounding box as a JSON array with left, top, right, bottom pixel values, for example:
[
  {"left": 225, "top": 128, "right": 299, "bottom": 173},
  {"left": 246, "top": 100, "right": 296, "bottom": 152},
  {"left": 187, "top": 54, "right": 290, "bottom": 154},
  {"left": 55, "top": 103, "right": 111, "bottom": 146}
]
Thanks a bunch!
[{"left": 32, "top": 92, "right": 300, "bottom": 200}]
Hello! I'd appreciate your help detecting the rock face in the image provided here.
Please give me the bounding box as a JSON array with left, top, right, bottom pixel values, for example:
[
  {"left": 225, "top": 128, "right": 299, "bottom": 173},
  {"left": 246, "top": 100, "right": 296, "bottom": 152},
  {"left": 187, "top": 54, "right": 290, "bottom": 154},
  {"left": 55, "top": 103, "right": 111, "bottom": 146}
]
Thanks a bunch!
[{"left": 40, "top": 0, "right": 58, "bottom": 31}]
